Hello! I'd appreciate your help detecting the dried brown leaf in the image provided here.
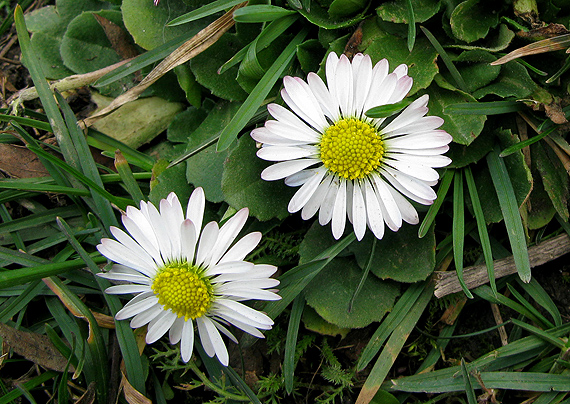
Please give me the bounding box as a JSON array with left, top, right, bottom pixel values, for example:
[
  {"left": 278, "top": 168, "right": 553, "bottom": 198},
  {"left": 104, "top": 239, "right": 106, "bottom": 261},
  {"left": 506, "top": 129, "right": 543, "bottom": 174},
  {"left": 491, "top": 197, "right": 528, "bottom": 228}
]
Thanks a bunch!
[
  {"left": 121, "top": 372, "right": 151, "bottom": 404},
  {"left": 75, "top": 382, "right": 97, "bottom": 404},
  {"left": 0, "top": 323, "right": 73, "bottom": 372},
  {"left": 92, "top": 14, "right": 139, "bottom": 60},
  {"left": 491, "top": 33, "right": 570, "bottom": 65},
  {"left": 0, "top": 144, "right": 50, "bottom": 178}
]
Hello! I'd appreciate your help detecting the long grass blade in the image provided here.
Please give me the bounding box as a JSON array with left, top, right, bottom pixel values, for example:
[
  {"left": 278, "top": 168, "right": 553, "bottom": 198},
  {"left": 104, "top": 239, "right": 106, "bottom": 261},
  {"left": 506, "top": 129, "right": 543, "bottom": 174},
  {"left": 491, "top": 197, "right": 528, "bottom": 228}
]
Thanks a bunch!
[
  {"left": 486, "top": 148, "right": 531, "bottom": 282},
  {"left": 419, "top": 169, "right": 453, "bottom": 238},
  {"left": 217, "top": 28, "right": 308, "bottom": 151},
  {"left": 453, "top": 170, "right": 473, "bottom": 298},
  {"left": 167, "top": 0, "right": 245, "bottom": 26},
  {"left": 461, "top": 358, "right": 477, "bottom": 404},
  {"left": 464, "top": 166, "right": 496, "bottom": 295},
  {"left": 517, "top": 277, "right": 562, "bottom": 326},
  {"left": 405, "top": 0, "right": 416, "bottom": 51},
  {"left": 445, "top": 101, "right": 526, "bottom": 115},
  {"left": 284, "top": 295, "right": 304, "bottom": 394}
]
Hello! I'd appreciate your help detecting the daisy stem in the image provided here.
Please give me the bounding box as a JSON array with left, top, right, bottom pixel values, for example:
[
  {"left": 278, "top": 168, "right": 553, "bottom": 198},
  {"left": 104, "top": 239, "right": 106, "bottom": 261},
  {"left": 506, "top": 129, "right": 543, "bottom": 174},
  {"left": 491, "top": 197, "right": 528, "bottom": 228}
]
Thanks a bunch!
[{"left": 186, "top": 359, "right": 251, "bottom": 401}]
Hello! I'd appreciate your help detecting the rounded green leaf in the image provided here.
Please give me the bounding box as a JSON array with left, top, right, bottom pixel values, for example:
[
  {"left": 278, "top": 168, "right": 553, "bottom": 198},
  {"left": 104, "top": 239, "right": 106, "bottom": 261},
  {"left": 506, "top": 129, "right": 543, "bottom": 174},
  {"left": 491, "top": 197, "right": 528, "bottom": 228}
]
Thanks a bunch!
[
  {"left": 450, "top": 0, "right": 499, "bottom": 43},
  {"left": 304, "top": 257, "right": 400, "bottom": 329},
  {"left": 302, "top": 306, "right": 350, "bottom": 338},
  {"left": 60, "top": 10, "right": 124, "bottom": 74},
  {"left": 377, "top": 0, "right": 441, "bottom": 23},
  {"left": 426, "top": 79, "right": 486, "bottom": 146},
  {"left": 191, "top": 34, "right": 248, "bottom": 101},
  {"left": 328, "top": 0, "right": 367, "bottom": 18},
  {"left": 349, "top": 224, "right": 436, "bottom": 283},
  {"left": 30, "top": 33, "right": 74, "bottom": 79},
  {"left": 122, "top": 0, "right": 212, "bottom": 50},
  {"left": 365, "top": 35, "right": 438, "bottom": 95},
  {"left": 221, "top": 135, "right": 295, "bottom": 221},
  {"left": 472, "top": 62, "right": 537, "bottom": 99}
]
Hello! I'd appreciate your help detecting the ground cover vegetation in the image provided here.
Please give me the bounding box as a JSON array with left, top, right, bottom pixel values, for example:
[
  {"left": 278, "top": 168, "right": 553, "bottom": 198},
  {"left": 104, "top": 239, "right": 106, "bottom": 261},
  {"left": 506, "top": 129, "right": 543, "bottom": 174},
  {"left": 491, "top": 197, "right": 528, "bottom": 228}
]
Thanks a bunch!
[{"left": 0, "top": 0, "right": 570, "bottom": 402}]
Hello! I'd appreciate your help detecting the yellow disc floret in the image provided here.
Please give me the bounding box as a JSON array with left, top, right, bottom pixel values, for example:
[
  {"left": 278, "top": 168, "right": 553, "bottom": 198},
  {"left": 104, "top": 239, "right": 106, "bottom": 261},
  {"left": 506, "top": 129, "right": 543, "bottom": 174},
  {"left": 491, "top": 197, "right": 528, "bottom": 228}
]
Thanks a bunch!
[
  {"left": 151, "top": 262, "right": 213, "bottom": 320},
  {"left": 319, "top": 118, "right": 384, "bottom": 180}
]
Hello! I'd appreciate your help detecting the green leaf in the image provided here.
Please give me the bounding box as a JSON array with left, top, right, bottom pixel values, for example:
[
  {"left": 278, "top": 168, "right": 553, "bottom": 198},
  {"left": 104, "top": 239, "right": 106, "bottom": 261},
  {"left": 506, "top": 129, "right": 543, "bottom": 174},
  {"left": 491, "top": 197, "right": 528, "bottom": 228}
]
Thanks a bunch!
[
  {"left": 448, "top": 24, "right": 515, "bottom": 52},
  {"left": 216, "top": 28, "right": 308, "bottom": 150},
  {"left": 365, "top": 99, "right": 413, "bottom": 119},
  {"left": 284, "top": 295, "right": 304, "bottom": 394},
  {"left": 474, "top": 130, "right": 532, "bottom": 224},
  {"left": 377, "top": 0, "right": 440, "bottom": 23},
  {"left": 450, "top": 0, "right": 499, "bottom": 43},
  {"left": 365, "top": 35, "right": 439, "bottom": 95},
  {"left": 487, "top": 148, "right": 531, "bottom": 283},
  {"left": 426, "top": 78, "right": 486, "bottom": 146},
  {"left": 149, "top": 163, "right": 193, "bottom": 206},
  {"left": 349, "top": 224, "right": 436, "bottom": 283},
  {"left": 29, "top": 33, "right": 73, "bottom": 79},
  {"left": 328, "top": 0, "right": 367, "bottom": 18},
  {"left": 304, "top": 257, "right": 399, "bottom": 328},
  {"left": 190, "top": 33, "right": 248, "bottom": 101},
  {"left": 473, "top": 61, "right": 537, "bottom": 99},
  {"left": 122, "top": 0, "right": 212, "bottom": 50},
  {"left": 447, "top": 131, "right": 494, "bottom": 168},
  {"left": 233, "top": 5, "right": 296, "bottom": 23},
  {"left": 168, "top": 0, "right": 245, "bottom": 26},
  {"left": 531, "top": 141, "right": 569, "bottom": 221},
  {"left": 301, "top": 306, "right": 350, "bottom": 338},
  {"left": 445, "top": 100, "right": 525, "bottom": 116},
  {"left": 221, "top": 136, "right": 294, "bottom": 221},
  {"left": 292, "top": 0, "right": 366, "bottom": 29}
]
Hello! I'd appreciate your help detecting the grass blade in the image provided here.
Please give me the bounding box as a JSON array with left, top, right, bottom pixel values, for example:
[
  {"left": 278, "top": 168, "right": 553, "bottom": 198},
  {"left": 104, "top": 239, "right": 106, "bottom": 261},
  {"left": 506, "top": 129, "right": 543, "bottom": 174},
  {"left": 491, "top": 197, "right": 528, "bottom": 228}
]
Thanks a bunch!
[
  {"left": 217, "top": 28, "right": 309, "bottom": 151},
  {"left": 461, "top": 358, "right": 477, "bottom": 404},
  {"left": 167, "top": 0, "right": 245, "bottom": 26},
  {"left": 418, "top": 169, "right": 453, "bottom": 238},
  {"left": 486, "top": 148, "right": 531, "bottom": 282},
  {"left": 365, "top": 99, "right": 413, "bottom": 119},
  {"left": 517, "top": 277, "right": 562, "bottom": 326},
  {"left": 233, "top": 5, "right": 296, "bottom": 23},
  {"left": 284, "top": 295, "right": 304, "bottom": 394},
  {"left": 421, "top": 26, "right": 468, "bottom": 92},
  {"left": 405, "top": 0, "right": 415, "bottom": 51},
  {"left": 445, "top": 100, "right": 526, "bottom": 115},
  {"left": 465, "top": 166, "right": 496, "bottom": 295},
  {"left": 453, "top": 170, "right": 473, "bottom": 298}
]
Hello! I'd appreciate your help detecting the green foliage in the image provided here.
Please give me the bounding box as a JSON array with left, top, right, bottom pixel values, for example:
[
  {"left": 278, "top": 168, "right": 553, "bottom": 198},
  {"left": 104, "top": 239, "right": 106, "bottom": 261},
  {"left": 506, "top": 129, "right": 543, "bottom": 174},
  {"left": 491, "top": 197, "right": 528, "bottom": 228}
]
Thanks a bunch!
[{"left": 4, "top": 0, "right": 570, "bottom": 402}]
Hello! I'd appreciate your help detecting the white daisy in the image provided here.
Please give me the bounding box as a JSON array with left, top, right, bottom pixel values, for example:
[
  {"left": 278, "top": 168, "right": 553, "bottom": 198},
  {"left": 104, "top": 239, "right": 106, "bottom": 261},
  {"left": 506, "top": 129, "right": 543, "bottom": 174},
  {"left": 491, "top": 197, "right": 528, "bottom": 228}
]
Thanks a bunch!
[
  {"left": 251, "top": 52, "right": 452, "bottom": 241},
  {"left": 96, "top": 188, "right": 280, "bottom": 366}
]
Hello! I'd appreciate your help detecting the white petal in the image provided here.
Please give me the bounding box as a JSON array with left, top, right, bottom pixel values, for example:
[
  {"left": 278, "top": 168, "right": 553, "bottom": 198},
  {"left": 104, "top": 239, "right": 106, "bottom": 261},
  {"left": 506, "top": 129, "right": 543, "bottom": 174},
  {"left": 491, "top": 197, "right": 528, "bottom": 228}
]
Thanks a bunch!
[
  {"left": 214, "top": 299, "right": 274, "bottom": 326},
  {"left": 385, "top": 159, "right": 440, "bottom": 182},
  {"left": 180, "top": 318, "right": 195, "bottom": 362},
  {"left": 169, "top": 317, "right": 185, "bottom": 344},
  {"left": 160, "top": 195, "right": 184, "bottom": 259},
  {"left": 284, "top": 168, "right": 318, "bottom": 187},
  {"left": 385, "top": 130, "right": 452, "bottom": 149},
  {"left": 257, "top": 145, "right": 317, "bottom": 161},
  {"left": 388, "top": 76, "right": 413, "bottom": 104},
  {"left": 212, "top": 304, "right": 273, "bottom": 330},
  {"left": 197, "top": 317, "right": 228, "bottom": 366},
  {"left": 371, "top": 173, "right": 403, "bottom": 230},
  {"left": 331, "top": 179, "right": 347, "bottom": 239},
  {"left": 282, "top": 76, "right": 328, "bottom": 131},
  {"left": 288, "top": 168, "right": 327, "bottom": 213},
  {"left": 363, "top": 179, "right": 385, "bottom": 239},
  {"left": 130, "top": 304, "right": 163, "bottom": 328},
  {"left": 218, "top": 232, "right": 262, "bottom": 264},
  {"left": 209, "top": 208, "right": 249, "bottom": 266},
  {"left": 384, "top": 116, "right": 444, "bottom": 138},
  {"left": 352, "top": 182, "right": 367, "bottom": 241},
  {"left": 196, "top": 222, "right": 219, "bottom": 267},
  {"left": 210, "top": 319, "right": 238, "bottom": 343},
  {"left": 363, "top": 73, "right": 397, "bottom": 113},
  {"left": 381, "top": 167, "right": 436, "bottom": 204},
  {"left": 307, "top": 72, "right": 340, "bottom": 121},
  {"left": 105, "top": 284, "right": 152, "bottom": 295},
  {"left": 390, "top": 153, "right": 452, "bottom": 168},
  {"left": 110, "top": 227, "right": 156, "bottom": 269},
  {"left": 146, "top": 310, "right": 177, "bottom": 343},
  {"left": 267, "top": 105, "right": 321, "bottom": 142},
  {"left": 352, "top": 54, "right": 373, "bottom": 117},
  {"left": 261, "top": 159, "right": 321, "bottom": 181},
  {"left": 217, "top": 286, "right": 280, "bottom": 301},
  {"left": 122, "top": 213, "right": 163, "bottom": 267},
  {"left": 116, "top": 294, "right": 159, "bottom": 320},
  {"left": 301, "top": 173, "right": 334, "bottom": 220},
  {"left": 251, "top": 127, "right": 307, "bottom": 146},
  {"left": 186, "top": 187, "right": 205, "bottom": 240},
  {"left": 386, "top": 184, "right": 419, "bottom": 224},
  {"left": 97, "top": 271, "right": 151, "bottom": 285},
  {"left": 382, "top": 103, "right": 428, "bottom": 135},
  {"left": 319, "top": 177, "right": 339, "bottom": 226},
  {"left": 333, "top": 54, "right": 354, "bottom": 117},
  {"left": 180, "top": 219, "right": 197, "bottom": 264},
  {"left": 97, "top": 239, "right": 156, "bottom": 277},
  {"left": 145, "top": 202, "right": 173, "bottom": 263}
]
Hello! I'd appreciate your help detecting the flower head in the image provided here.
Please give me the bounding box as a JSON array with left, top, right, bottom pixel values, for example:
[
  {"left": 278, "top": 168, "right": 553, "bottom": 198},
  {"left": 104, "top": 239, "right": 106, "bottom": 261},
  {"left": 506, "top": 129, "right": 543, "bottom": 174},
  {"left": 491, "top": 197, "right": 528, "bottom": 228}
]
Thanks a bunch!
[
  {"left": 252, "top": 52, "right": 452, "bottom": 240},
  {"left": 97, "top": 188, "right": 280, "bottom": 366}
]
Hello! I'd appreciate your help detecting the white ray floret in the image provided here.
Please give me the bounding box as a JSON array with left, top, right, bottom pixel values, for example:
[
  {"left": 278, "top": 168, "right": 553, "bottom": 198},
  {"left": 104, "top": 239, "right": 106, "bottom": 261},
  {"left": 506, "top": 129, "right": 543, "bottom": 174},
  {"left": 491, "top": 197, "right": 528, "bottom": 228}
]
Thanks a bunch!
[
  {"left": 252, "top": 52, "right": 453, "bottom": 240},
  {"left": 97, "top": 188, "right": 280, "bottom": 366}
]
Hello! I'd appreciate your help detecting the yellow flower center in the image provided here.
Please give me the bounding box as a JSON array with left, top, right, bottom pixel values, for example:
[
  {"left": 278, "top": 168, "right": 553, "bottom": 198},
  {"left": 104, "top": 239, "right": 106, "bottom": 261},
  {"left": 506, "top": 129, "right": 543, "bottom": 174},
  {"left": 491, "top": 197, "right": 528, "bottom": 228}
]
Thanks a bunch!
[
  {"left": 319, "top": 118, "right": 384, "bottom": 180},
  {"left": 151, "top": 262, "right": 213, "bottom": 320}
]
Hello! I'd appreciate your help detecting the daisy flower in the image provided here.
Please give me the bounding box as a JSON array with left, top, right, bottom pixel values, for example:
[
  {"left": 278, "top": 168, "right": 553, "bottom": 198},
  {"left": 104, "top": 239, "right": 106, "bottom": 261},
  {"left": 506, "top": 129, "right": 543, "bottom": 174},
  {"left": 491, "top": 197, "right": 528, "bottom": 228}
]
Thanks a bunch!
[
  {"left": 251, "top": 52, "right": 452, "bottom": 241},
  {"left": 97, "top": 188, "right": 280, "bottom": 366}
]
